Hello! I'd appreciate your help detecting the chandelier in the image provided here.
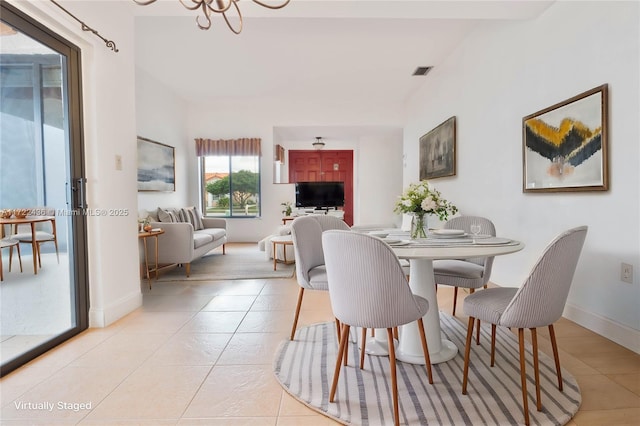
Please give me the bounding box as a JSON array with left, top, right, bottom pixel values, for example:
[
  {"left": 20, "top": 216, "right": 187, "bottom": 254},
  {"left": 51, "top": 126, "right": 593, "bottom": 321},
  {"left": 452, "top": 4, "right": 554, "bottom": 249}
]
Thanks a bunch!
[
  {"left": 312, "top": 136, "right": 325, "bottom": 150},
  {"left": 132, "top": 0, "right": 291, "bottom": 34}
]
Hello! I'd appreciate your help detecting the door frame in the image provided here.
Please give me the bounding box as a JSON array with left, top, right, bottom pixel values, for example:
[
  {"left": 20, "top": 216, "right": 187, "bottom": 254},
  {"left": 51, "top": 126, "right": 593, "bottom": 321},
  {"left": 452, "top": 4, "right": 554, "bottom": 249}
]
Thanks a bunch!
[{"left": 1, "top": 1, "right": 89, "bottom": 377}]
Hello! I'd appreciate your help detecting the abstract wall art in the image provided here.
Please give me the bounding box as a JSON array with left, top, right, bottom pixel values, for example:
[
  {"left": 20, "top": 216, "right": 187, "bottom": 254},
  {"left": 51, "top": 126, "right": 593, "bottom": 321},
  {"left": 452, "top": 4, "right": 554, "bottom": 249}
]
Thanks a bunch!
[
  {"left": 523, "top": 84, "right": 609, "bottom": 192},
  {"left": 419, "top": 116, "right": 456, "bottom": 180},
  {"left": 137, "top": 136, "right": 175, "bottom": 192}
]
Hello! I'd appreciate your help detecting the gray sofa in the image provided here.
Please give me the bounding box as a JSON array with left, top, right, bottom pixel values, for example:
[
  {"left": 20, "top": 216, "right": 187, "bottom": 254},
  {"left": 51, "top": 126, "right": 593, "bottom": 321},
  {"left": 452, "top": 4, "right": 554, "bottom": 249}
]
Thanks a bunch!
[{"left": 146, "top": 207, "right": 227, "bottom": 277}]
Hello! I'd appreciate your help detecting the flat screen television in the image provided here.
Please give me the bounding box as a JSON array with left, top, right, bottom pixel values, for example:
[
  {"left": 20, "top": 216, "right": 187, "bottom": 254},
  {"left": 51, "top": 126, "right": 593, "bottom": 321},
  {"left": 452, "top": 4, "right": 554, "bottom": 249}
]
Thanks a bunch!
[{"left": 295, "top": 181, "right": 345, "bottom": 209}]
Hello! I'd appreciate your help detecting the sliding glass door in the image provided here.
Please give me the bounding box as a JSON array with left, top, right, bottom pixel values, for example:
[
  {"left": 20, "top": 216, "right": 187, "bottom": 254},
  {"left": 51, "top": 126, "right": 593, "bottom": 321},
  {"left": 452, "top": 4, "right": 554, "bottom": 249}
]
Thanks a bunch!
[{"left": 0, "top": 2, "right": 88, "bottom": 377}]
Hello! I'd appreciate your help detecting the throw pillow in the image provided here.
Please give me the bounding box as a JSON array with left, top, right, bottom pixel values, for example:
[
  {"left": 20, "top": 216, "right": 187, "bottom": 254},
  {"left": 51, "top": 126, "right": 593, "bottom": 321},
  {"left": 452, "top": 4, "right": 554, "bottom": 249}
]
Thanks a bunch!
[
  {"left": 190, "top": 207, "right": 205, "bottom": 230},
  {"left": 157, "top": 208, "right": 175, "bottom": 223}
]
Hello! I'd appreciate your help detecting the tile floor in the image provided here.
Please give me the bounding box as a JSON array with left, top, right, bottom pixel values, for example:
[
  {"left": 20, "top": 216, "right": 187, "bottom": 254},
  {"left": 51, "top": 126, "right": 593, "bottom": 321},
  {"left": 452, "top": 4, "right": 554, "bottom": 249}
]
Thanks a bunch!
[{"left": 0, "top": 252, "right": 639, "bottom": 425}]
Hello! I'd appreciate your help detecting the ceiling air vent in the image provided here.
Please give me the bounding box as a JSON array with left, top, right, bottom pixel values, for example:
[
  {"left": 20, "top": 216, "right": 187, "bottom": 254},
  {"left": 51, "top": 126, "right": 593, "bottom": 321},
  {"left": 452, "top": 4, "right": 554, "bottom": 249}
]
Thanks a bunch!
[{"left": 412, "top": 66, "right": 433, "bottom": 76}]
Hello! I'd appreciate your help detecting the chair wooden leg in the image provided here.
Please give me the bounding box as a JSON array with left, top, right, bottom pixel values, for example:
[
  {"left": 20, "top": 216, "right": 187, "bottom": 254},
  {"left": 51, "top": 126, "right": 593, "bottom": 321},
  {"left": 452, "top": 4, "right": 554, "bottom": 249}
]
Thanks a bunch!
[
  {"left": 222, "top": 243, "right": 226, "bottom": 255},
  {"left": 335, "top": 319, "right": 342, "bottom": 344},
  {"left": 330, "top": 324, "right": 351, "bottom": 402},
  {"left": 16, "top": 244, "right": 22, "bottom": 272},
  {"left": 452, "top": 287, "right": 458, "bottom": 315},
  {"left": 360, "top": 327, "right": 367, "bottom": 369},
  {"left": 531, "top": 328, "right": 542, "bottom": 411},
  {"left": 518, "top": 328, "right": 531, "bottom": 426},
  {"left": 490, "top": 324, "right": 497, "bottom": 366},
  {"left": 54, "top": 238, "right": 60, "bottom": 263},
  {"left": 393, "top": 326, "right": 399, "bottom": 340},
  {"left": 185, "top": 263, "right": 191, "bottom": 277},
  {"left": 290, "top": 287, "right": 305, "bottom": 340},
  {"left": 387, "top": 328, "right": 400, "bottom": 426},
  {"left": 36, "top": 242, "right": 42, "bottom": 268},
  {"left": 462, "top": 316, "right": 475, "bottom": 395},
  {"left": 549, "top": 324, "right": 563, "bottom": 391},
  {"left": 417, "top": 318, "right": 433, "bottom": 384},
  {"left": 476, "top": 318, "right": 481, "bottom": 345}
]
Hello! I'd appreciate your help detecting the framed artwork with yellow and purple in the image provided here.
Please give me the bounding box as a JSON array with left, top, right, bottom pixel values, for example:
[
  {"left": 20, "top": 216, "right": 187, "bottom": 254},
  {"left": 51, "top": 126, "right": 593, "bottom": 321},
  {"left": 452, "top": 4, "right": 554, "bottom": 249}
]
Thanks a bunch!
[{"left": 523, "top": 84, "right": 609, "bottom": 193}]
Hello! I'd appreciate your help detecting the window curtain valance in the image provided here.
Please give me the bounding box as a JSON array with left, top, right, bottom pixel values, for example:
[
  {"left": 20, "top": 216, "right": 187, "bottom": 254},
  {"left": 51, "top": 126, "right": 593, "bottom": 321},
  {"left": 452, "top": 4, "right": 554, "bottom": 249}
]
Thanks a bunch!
[{"left": 195, "top": 138, "right": 261, "bottom": 157}]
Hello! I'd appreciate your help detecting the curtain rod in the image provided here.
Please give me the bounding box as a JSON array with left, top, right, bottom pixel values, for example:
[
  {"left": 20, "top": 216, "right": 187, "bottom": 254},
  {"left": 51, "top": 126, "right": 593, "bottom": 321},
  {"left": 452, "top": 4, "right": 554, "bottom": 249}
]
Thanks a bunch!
[{"left": 50, "top": 0, "right": 118, "bottom": 53}]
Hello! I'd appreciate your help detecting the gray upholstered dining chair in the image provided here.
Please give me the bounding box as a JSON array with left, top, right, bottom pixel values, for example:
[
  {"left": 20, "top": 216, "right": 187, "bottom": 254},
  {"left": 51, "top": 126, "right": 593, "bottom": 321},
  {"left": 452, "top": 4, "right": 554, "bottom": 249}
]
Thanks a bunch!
[
  {"left": 433, "top": 215, "right": 496, "bottom": 316},
  {"left": 461, "top": 226, "right": 588, "bottom": 426},
  {"left": 322, "top": 230, "right": 433, "bottom": 426},
  {"left": 289, "top": 214, "right": 350, "bottom": 340}
]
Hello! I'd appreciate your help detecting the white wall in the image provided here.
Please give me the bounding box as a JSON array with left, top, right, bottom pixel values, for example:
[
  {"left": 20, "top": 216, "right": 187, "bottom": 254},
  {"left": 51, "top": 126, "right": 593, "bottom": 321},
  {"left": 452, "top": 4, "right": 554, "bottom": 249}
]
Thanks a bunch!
[
  {"left": 404, "top": 1, "right": 640, "bottom": 351},
  {"left": 135, "top": 68, "right": 190, "bottom": 213}
]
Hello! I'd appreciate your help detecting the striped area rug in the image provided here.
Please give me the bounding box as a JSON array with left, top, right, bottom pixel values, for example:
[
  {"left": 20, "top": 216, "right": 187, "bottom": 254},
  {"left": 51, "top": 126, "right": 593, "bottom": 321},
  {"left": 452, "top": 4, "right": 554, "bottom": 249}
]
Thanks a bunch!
[{"left": 274, "top": 313, "right": 580, "bottom": 425}]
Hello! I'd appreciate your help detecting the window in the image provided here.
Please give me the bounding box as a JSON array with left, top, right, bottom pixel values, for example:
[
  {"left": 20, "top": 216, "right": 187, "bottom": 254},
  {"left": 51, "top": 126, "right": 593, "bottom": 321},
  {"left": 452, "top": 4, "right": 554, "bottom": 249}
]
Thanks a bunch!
[{"left": 201, "top": 154, "right": 261, "bottom": 217}]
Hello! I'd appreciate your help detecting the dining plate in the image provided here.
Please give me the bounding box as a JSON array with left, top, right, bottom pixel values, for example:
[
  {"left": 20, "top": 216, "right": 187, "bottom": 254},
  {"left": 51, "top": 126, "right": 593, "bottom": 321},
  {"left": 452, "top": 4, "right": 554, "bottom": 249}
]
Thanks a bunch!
[
  {"left": 432, "top": 229, "right": 465, "bottom": 236},
  {"left": 387, "top": 240, "right": 410, "bottom": 246},
  {"left": 474, "top": 237, "right": 512, "bottom": 245},
  {"left": 431, "top": 232, "right": 468, "bottom": 239}
]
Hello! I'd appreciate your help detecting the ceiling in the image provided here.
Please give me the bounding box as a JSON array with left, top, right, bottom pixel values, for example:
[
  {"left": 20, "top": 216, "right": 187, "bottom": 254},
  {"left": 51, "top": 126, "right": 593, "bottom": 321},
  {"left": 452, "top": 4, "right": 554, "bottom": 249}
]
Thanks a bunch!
[{"left": 130, "top": 1, "right": 553, "bottom": 143}]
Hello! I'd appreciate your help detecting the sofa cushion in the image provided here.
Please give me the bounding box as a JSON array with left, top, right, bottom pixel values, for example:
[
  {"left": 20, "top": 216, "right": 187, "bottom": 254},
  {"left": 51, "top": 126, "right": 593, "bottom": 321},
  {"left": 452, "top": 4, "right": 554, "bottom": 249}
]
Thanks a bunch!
[
  {"left": 158, "top": 207, "right": 177, "bottom": 223},
  {"left": 183, "top": 207, "right": 204, "bottom": 231},
  {"left": 196, "top": 228, "right": 226, "bottom": 241},
  {"left": 193, "top": 233, "right": 214, "bottom": 249}
]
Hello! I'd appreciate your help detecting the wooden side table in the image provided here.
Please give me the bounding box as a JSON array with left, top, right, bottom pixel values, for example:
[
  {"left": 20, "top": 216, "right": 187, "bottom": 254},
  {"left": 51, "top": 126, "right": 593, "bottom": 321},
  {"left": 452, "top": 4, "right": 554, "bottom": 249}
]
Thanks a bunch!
[
  {"left": 138, "top": 229, "right": 165, "bottom": 289},
  {"left": 282, "top": 216, "right": 295, "bottom": 225},
  {"left": 270, "top": 235, "right": 294, "bottom": 270}
]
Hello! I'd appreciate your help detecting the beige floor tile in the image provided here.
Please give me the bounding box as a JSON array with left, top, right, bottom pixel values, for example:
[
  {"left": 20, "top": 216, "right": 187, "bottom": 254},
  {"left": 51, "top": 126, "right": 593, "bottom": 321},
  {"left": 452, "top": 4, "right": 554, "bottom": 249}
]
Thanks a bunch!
[
  {"left": 140, "top": 281, "right": 190, "bottom": 296},
  {"left": 1, "top": 364, "right": 132, "bottom": 422},
  {"left": 84, "top": 364, "right": 210, "bottom": 421},
  {"left": 69, "top": 332, "right": 172, "bottom": 368},
  {"left": 179, "top": 311, "right": 247, "bottom": 333},
  {"left": 116, "top": 311, "right": 196, "bottom": 334},
  {"left": 574, "top": 374, "right": 640, "bottom": 411},
  {"left": 178, "top": 417, "right": 277, "bottom": 425},
  {"left": 276, "top": 414, "right": 340, "bottom": 425},
  {"left": 250, "top": 293, "right": 300, "bottom": 312},
  {"left": 237, "top": 311, "right": 296, "bottom": 334},
  {"left": 559, "top": 335, "right": 632, "bottom": 358},
  {"left": 147, "top": 332, "right": 232, "bottom": 365},
  {"left": 213, "top": 279, "right": 267, "bottom": 296},
  {"left": 216, "top": 332, "right": 284, "bottom": 365},
  {"left": 572, "top": 407, "right": 640, "bottom": 425},
  {"left": 141, "top": 293, "right": 214, "bottom": 312},
  {"left": 80, "top": 419, "right": 177, "bottom": 425},
  {"left": 183, "top": 365, "right": 282, "bottom": 418},
  {"left": 278, "top": 391, "right": 321, "bottom": 416},
  {"left": 202, "top": 295, "right": 258, "bottom": 311},
  {"left": 260, "top": 279, "right": 299, "bottom": 295}
]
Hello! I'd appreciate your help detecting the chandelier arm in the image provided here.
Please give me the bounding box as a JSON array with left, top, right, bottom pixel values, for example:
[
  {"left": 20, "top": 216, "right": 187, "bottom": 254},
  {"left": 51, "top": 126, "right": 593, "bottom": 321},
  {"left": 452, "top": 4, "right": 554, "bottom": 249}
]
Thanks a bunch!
[
  {"left": 178, "top": 0, "right": 209, "bottom": 12},
  {"left": 252, "top": 0, "right": 290, "bottom": 10},
  {"left": 221, "top": 2, "right": 243, "bottom": 35},
  {"left": 204, "top": 0, "right": 235, "bottom": 14},
  {"left": 195, "top": 3, "right": 213, "bottom": 30}
]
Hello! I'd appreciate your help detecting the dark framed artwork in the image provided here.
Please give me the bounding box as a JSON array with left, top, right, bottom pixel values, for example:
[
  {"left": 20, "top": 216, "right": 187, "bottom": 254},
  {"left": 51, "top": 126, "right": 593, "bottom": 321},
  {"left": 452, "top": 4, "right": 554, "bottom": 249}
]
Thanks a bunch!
[
  {"left": 419, "top": 116, "right": 456, "bottom": 180},
  {"left": 523, "top": 84, "right": 609, "bottom": 192},
  {"left": 137, "top": 136, "right": 175, "bottom": 192}
]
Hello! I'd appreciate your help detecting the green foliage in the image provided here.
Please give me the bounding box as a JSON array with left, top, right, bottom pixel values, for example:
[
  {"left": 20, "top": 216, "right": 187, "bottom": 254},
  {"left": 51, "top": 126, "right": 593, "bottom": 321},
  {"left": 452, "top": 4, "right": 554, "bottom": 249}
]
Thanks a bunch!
[{"left": 206, "top": 170, "right": 258, "bottom": 209}]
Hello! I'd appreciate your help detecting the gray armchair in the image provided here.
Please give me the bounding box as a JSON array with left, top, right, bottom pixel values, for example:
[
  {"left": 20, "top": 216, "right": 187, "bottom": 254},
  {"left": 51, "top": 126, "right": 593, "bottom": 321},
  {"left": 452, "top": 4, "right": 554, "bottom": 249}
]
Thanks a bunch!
[{"left": 461, "top": 226, "right": 588, "bottom": 426}]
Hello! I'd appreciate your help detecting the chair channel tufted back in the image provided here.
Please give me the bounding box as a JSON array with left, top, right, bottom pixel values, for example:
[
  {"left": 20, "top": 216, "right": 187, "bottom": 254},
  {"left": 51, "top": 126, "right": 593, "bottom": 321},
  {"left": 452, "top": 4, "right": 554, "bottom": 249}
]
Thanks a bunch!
[
  {"left": 499, "top": 226, "right": 588, "bottom": 329},
  {"left": 290, "top": 215, "right": 350, "bottom": 288},
  {"left": 322, "top": 230, "right": 426, "bottom": 329}
]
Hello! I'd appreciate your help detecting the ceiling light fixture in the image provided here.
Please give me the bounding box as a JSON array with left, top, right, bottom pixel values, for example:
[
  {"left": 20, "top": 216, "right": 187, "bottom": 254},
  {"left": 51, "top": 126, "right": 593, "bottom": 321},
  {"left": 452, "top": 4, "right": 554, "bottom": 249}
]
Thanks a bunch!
[
  {"left": 312, "top": 136, "right": 325, "bottom": 150},
  {"left": 132, "top": 0, "right": 290, "bottom": 34}
]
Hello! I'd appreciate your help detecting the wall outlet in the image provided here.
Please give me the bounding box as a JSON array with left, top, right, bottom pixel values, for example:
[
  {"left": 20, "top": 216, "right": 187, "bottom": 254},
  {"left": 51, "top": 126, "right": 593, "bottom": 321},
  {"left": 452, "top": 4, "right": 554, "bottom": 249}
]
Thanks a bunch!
[
  {"left": 115, "top": 154, "right": 123, "bottom": 171},
  {"left": 621, "top": 263, "right": 633, "bottom": 284}
]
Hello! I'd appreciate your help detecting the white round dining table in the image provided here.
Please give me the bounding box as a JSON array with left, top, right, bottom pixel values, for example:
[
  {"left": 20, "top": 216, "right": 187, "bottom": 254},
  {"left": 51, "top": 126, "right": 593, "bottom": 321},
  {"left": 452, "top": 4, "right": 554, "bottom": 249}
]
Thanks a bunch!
[{"left": 385, "top": 239, "right": 525, "bottom": 365}]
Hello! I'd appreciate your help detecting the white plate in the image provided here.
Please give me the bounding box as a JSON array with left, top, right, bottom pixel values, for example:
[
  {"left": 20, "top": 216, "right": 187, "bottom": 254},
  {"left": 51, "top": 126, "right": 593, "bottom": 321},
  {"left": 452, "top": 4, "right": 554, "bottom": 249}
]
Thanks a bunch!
[
  {"left": 382, "top": 238, "right": 400, "bottom": 244},
  {"left": 432, "top": 229, "right": 465, "bottom": 236},
  {"left": 369, "top": 232, "right": 389, "bottom": 238},
  {"left": 388, "top": 240, "right": 410, "bottom": 246},
  {"left": 474, "top": 238, "right": 512, "bottom": 245},
  {"left": 431, "top": 232, "right": 468, "bottom": 239}
]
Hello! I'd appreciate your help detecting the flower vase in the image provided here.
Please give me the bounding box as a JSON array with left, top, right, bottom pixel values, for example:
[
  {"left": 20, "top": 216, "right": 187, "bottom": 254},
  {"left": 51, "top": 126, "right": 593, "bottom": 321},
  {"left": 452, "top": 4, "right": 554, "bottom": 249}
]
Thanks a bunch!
[{"left": 411, "top": 213, "right": 428, "bottom": 239}]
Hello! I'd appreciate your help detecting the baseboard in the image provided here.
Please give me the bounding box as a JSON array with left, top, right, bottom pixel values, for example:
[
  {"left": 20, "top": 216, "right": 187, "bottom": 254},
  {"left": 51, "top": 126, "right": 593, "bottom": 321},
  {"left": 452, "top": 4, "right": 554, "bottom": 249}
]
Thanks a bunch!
[
  {"left": 564, "top": 302, "right": 640, "bottom": 354},
  {"left": 89, "top": 290, "right": 142, "bottom": 328}
]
